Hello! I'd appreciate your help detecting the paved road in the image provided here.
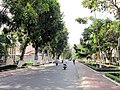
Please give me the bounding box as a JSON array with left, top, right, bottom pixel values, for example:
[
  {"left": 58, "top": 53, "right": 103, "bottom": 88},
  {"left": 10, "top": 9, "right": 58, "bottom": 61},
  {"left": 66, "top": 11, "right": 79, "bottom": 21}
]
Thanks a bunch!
[
  {"left": 0, "top": 61, "right": 120, "bottom": 90},
  {"left": 0, "top": 61, "right": 81, "bottom": 90},
  {"left": 76, "top": 62, "right": 120, "bottom": 90}
]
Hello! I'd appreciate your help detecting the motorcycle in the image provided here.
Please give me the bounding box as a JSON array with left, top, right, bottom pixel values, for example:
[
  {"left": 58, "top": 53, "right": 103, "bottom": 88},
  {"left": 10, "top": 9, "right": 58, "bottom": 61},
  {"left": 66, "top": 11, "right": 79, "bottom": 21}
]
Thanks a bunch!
[{"left": 63, "top": 64, "right": 67, "bottom": 70}]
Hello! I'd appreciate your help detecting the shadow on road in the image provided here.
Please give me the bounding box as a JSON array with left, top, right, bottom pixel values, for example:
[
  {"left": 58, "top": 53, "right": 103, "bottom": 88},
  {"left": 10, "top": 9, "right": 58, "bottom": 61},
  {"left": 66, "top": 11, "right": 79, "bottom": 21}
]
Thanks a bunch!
[{"left": 0, "top": 61, "right": 83, "bottom": 90}]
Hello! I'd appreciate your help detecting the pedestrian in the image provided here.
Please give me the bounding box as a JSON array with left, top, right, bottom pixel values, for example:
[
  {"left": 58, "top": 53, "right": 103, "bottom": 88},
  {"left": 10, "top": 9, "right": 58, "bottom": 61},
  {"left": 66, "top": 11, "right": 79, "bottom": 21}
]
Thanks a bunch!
[
  {"left": 55, "top": 60, "right": 58, "bottom": 66},
  {"left": 73, "top": 59, "right": 75, "bottom": 64},
  {"left": 62, "top": 60, "right": 63, "bottom": 63}
]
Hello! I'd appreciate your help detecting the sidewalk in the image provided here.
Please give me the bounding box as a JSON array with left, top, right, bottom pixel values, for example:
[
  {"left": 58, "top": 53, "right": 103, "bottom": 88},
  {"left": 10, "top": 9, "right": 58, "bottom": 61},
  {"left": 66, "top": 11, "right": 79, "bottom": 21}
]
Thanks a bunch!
[
  {"left": 76, "top": 62, "right": 120, "bottom": 90},
  {"left": 0, "top": 63, "right": 55, "bottom": 78}
]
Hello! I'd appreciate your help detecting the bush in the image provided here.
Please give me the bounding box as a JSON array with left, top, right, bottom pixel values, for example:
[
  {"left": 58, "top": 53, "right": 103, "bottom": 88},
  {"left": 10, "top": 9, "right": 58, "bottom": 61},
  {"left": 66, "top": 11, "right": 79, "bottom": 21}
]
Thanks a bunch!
[
  {"left": 22, "top": 62, "right": 33, "bottom": 66},
  {"left": 78, "top": 60, "right": 85, "bottom": 63},
  {"left": 0, "top": 65, "right": 17, "bottom": 72},
  {"left": 105, "top": 73, "right": 120, "bottom": 83},
  {"left": 84, "top": 63, "right": 120, "bottom": 72},
  {"left": 109, "top": 73, "right": 120, "bottom": 78}
]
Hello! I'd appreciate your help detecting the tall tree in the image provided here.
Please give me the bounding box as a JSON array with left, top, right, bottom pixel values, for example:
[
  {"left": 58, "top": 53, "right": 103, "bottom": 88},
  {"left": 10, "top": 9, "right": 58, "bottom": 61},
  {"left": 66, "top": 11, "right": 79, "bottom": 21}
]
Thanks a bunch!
[
  {"left": 76, "top": 17, "right": 120, "bottom": 64},
  {"left": 0, "top": 1, "right": 12, "bottom": 63},
  {"left": 2, "top": 0, "right": 49, "bottom": 66},
  {"left": 31, "top": 0, "right": 63, "bottom": 62},
  {"left": 50, "top": 27, "right": 68, "bottom": 59},
  {"left": 82, "top": 0, "right": 120, "bottom": 18},
  {"left": 0, "top": 34, "right": 11, "bottom": 63},
  {"left": 77, "top": 0, "right": 120, "bottom": 65}
]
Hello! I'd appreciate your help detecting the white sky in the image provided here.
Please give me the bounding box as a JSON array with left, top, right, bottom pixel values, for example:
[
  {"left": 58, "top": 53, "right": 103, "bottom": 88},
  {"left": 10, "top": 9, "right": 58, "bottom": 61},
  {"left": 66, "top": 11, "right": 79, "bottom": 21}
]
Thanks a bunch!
[
  {"left": 58, "top": 0, "right": 92, "bottom": 47},
  {"left": 58, "top": 0, "right": 114, "bottom": 47}
]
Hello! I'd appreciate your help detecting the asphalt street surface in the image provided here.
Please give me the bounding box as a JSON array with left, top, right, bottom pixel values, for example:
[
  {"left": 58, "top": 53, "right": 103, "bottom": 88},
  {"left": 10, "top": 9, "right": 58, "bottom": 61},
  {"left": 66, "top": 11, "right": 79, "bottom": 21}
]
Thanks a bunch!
[
  {"left": 0, "top": 61, "right": 81, "bottom": 90},
  {"left": 0, "top": 61, "right": 120, "bottom": 90}
]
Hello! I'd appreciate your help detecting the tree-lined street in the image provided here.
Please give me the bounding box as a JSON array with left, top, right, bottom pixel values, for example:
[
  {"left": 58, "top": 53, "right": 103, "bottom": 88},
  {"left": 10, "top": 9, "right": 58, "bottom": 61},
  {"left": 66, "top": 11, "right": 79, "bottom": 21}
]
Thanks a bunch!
[
  {"left": 0, "top": 61, "right": 120, "bottom": 90},
  {"left": 0, "top": 0, "right": 120, "bottom": 89}
]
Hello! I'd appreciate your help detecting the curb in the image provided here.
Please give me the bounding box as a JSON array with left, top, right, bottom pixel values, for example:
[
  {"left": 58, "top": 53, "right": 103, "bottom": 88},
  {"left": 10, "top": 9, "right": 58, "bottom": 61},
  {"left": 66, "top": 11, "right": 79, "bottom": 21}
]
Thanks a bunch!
[
  {"left": 80, "top": 62, "right": 120, "bottom": 87},
  {"left": 79, "top": 62, "right": 101, "bottom": 73},
  {"left": 103, "top": 75, "right": 120, "bottom": 86}
]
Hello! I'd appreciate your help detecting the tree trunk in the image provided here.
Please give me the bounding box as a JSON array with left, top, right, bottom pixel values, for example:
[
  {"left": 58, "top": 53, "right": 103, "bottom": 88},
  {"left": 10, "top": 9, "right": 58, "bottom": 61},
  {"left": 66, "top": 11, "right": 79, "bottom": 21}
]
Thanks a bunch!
[
  {"left": 4, "top": 45, "right": 8, "bottom": 64},
  {"left": 52, "top": 52, "right": 55, "bottom": 60},
  {"left": 106, "top": 48, "right": 113, "bottom": 65},
  {"left": 42, "top": 49, "right": 44, "bottom": 60},
  {"left": 20, "top": 44, "right": 27, "bottom": 61},
  {"left": 41, "top": 49, "right": 45, "bottom": 64},
  {"left": 33, "top": 46, "right": 38, "bottom": 65},
  {"left": 17, "top": 40, "right": 28, "bottom": 67},
  {"left": 35, "top": 47, "right": 38, "bottom": 60},
  {"left": 118, "top": 37, "right": 120, "bottom": 65},
  {"left": 57, "top": 54, "right": 60, "bottom": 59}
]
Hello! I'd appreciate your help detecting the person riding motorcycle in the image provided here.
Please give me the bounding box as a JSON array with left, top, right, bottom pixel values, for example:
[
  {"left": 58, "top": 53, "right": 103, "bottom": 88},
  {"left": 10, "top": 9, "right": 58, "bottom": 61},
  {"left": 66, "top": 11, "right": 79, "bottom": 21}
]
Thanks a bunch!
[{"left": 63, "top": 60, "right": 67, "bottom": 70}]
